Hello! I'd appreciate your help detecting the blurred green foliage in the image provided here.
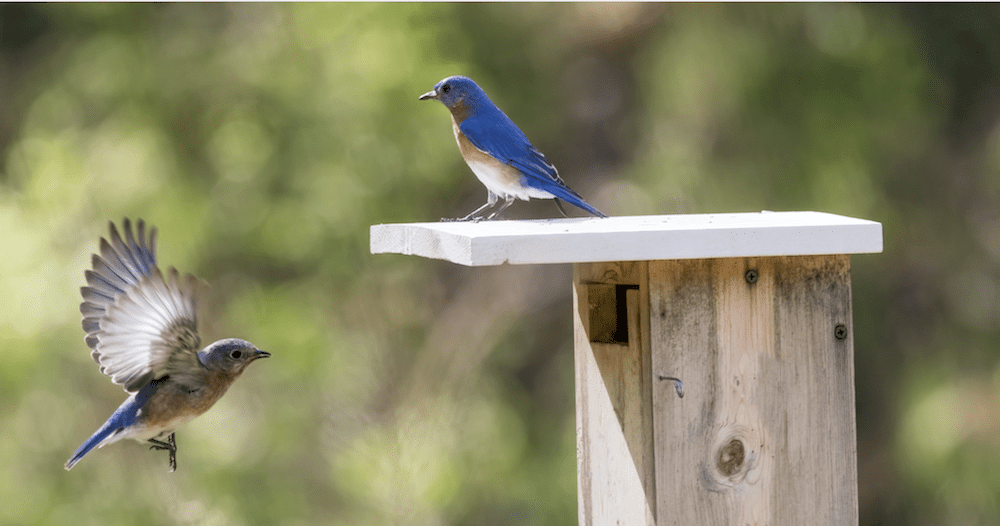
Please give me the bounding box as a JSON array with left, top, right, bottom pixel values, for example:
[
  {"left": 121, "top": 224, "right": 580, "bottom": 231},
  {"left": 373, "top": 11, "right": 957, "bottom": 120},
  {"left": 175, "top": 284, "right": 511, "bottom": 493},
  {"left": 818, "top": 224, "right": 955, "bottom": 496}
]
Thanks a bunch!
[{"left": 2, "top": 3, "right": 1000, "bottom": 525}]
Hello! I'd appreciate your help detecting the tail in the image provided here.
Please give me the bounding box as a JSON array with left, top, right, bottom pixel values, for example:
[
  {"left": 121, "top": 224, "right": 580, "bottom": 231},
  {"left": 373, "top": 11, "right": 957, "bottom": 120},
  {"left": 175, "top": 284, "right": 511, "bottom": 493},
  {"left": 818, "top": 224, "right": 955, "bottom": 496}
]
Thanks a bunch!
[
  {"left": 509, "top": 149, "right": 607, "bottom": 218},
  {"left": 546, "top": 185, "right": 607, "bottom": 218},
  {"left": 64, "top": 389, "right": 151, "bottom": 470},
  {"left": 65, "top": 419, "right": 123, "bottom": 470}
]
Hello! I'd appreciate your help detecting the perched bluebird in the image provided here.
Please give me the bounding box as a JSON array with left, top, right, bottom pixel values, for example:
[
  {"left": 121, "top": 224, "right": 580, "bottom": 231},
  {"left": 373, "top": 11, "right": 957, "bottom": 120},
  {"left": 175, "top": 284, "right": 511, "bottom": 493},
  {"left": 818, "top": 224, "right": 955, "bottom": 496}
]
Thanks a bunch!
[
  {"left": 65, "top": 219, "right": 269, "bottom": 472},
  {"left": 419, "top": 75, "right": 607, "bottom": 221}
]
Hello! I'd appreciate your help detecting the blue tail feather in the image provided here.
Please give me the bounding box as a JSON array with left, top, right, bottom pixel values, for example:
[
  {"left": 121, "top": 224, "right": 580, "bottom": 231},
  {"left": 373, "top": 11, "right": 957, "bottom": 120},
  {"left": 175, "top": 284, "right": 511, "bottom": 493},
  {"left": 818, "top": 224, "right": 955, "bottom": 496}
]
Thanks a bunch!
[
  {"left": 541, "top": 183, "right": 607, "bottom": 218},
  {"left": 65, "top": 382, "right": 160, "bottom": 470},
  {"left": 65, "top": 418, "right": 123, "bottom": 470}
]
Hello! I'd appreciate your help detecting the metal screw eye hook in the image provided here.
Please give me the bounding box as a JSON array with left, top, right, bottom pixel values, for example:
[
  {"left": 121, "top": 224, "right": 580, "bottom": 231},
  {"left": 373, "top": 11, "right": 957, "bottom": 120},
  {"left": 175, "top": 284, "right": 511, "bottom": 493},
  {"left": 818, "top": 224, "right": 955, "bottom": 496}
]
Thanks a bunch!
[{"left": 658, "top": 375, "right": 684, "bottom": 398}]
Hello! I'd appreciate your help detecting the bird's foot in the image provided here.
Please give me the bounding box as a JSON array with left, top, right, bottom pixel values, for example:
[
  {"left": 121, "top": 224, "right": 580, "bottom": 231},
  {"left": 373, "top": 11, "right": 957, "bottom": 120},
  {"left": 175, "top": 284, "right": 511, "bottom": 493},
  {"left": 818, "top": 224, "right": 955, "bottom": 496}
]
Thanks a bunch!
[
  {"left": 554, "top": 199, "right": 569, "bottom": 218},
  {"left": 148, "top": 433, "right": 178, "bottom": 472},
  {"left": 440, "top": 215, "right": 484, "bottom": 222}
]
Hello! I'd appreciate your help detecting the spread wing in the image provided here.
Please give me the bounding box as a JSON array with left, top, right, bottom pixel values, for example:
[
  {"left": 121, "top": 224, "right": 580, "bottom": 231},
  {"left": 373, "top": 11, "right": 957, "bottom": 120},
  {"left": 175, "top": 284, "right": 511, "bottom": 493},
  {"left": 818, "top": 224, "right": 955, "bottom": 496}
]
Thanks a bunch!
[{"left": 80, "top": 219, "right": 203, "bottom": 393}]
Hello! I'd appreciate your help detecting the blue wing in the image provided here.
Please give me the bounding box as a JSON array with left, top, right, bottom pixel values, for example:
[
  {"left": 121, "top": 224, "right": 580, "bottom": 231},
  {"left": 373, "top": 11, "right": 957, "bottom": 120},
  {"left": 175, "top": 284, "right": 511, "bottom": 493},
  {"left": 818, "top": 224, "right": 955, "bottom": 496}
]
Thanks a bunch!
[{"left": 459, "top": 110, "right": 606, "bottom": 217}]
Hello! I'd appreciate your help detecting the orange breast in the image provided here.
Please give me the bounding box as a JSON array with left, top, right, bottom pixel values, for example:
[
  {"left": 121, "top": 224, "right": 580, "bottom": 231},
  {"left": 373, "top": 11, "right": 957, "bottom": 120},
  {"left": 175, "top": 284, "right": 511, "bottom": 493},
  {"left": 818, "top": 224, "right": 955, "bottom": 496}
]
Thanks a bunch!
[
  {"left": 142, "top": 372, "right": 237, "bottom": 429},
  {"left": 450, "top": 115, "right": 528, "bottom": 198}
]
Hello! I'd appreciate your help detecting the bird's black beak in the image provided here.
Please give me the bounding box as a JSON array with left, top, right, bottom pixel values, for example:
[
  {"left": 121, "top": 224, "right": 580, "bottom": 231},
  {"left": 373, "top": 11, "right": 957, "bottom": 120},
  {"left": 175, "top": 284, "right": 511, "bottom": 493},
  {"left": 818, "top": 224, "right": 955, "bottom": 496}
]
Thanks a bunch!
[
  {"left": 418, "top": 89, "right": 437, "bottom": 101},
  {"left": 252, "top": 349, "right": 271, "bottom": 360}
]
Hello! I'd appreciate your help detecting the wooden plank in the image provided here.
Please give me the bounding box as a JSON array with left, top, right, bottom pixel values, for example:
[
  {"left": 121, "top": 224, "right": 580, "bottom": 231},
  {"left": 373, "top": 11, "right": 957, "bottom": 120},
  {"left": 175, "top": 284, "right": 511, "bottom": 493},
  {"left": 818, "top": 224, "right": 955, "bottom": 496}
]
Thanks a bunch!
[
  {"left": 770, "top": 255, "right": 858, "bottom": 524},
  {"left": 371, "top": 212, "right": 883, "bottom": 266},
  {"left": 648, "top": 255, "right": 858, "bottom": 525},
  {"left": 574, "top": 261, "right": 655, "bottom": 525}
]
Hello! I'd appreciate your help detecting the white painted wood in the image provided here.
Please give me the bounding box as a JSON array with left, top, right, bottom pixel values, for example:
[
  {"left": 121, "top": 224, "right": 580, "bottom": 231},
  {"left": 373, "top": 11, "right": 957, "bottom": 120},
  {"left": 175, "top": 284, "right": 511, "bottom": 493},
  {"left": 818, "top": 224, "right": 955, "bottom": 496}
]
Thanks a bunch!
[{"left": 370, "top": 211, "right": 882, "bottom": 266}]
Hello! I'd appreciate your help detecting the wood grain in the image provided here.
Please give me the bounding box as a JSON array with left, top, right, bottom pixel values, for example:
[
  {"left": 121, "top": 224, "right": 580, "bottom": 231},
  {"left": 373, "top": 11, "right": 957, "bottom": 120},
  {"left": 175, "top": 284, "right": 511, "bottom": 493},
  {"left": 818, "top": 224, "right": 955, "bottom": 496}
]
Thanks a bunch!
[
  {"left": 574, "top": 261, "right": 655, "bottom": 525},
  {"left": 648, "top": 255, "right": 858, "bottom": 525}
]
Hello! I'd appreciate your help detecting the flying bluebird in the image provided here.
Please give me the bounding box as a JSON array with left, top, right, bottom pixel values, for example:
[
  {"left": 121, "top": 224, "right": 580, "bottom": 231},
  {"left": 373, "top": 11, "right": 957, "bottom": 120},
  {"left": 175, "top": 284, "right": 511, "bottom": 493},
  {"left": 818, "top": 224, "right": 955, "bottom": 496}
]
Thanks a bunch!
[
  {"left": 65, "top": 219, "right": 269, "bottom": 472},
  {"left": 419, "top": 75, "right": 607, "bottom": 221}
]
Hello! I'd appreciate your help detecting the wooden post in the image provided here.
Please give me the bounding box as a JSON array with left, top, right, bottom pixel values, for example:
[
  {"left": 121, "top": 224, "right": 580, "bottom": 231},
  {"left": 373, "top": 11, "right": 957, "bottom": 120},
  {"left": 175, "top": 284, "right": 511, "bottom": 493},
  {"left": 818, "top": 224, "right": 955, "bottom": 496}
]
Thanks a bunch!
[
  {"left": 574, "top": 256, "right": 859, "bottom": 525},
  {"left": 371, "top": 212, "right": 882, "bottom": 525}
]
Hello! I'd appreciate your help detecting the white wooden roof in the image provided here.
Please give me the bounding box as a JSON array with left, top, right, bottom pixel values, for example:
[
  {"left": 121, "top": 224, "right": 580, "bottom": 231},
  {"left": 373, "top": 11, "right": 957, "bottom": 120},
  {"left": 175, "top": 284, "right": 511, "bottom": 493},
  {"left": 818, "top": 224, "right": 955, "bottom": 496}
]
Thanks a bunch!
[{"left": 370, "top": 211, "right": 883, "bottom": 266}]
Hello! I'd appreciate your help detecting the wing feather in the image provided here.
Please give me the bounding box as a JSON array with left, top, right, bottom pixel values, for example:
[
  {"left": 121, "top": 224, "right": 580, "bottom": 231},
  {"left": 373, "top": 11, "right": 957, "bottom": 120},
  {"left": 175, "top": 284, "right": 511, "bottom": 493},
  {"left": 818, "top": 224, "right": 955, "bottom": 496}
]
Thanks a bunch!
[
  {"left": 460, "top": 112, "right": 567, "bottom": 188},
  {"left": 460, "top": 110, "right": 606, "bottom": 217},
  {"left": 80, "top": 220, "right": 203, "bottom": 393}
]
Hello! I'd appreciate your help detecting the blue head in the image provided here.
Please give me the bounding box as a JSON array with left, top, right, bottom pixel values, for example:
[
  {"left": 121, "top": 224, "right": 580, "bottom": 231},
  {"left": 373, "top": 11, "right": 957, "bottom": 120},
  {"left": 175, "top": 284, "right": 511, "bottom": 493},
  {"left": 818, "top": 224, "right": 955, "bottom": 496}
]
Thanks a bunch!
[
  {"left": 198, "top": 338, "right": 270, "bottom": 374},
  {"left": 419, "top": 75, "right": 490, "bottom": 114}
]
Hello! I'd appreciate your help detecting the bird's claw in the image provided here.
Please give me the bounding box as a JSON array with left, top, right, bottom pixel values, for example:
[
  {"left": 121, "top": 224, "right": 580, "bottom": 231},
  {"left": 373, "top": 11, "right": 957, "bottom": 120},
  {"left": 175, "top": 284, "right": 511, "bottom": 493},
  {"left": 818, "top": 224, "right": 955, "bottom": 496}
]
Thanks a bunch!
[
  {"left": 440, "top": 216, "right": 485, "bottom": 222},
  {"left": 148, "top": 433, "right": 178, "bottom": 472}
]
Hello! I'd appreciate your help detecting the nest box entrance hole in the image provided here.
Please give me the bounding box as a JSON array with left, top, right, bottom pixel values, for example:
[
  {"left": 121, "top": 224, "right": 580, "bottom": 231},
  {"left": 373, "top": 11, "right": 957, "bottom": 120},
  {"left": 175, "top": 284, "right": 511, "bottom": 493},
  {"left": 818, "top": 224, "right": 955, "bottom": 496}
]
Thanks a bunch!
[{"left": 587, "top": 283, "right": 639, "bottom": 344}]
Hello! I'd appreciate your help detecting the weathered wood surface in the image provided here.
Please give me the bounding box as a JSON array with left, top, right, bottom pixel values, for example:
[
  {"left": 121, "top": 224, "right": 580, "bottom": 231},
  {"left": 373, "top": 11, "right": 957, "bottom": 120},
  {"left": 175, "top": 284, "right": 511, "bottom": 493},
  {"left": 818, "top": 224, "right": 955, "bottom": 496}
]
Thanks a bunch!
[
  {"left": 575, "top": 261, "right": 655, "bottom": 525},
  {"left": 575, "top": 255, "right": 859, "bottom": 525}
]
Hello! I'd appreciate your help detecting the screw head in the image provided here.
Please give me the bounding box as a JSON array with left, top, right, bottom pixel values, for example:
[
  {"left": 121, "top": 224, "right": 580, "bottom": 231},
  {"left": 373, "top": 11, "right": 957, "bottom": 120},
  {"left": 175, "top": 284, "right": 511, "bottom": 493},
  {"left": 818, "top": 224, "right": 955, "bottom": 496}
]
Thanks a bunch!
[
  {"left": 834, "top": 324, "right": 847, "bottom": 340},
  {"left": 745, "top": 269, "right": 758, "bottom": 284}
]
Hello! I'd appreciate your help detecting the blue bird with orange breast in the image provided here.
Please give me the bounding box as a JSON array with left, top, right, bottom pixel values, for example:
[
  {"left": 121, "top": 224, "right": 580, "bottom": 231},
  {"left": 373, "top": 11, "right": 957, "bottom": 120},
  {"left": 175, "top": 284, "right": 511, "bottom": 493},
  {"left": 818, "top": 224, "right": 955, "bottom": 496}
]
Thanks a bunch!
[
  {"left": 65, "top": 219, "right": 269, "bottom": 472},
  {"left": 420, "top": 75, "right": 607, "bottom": 221}
]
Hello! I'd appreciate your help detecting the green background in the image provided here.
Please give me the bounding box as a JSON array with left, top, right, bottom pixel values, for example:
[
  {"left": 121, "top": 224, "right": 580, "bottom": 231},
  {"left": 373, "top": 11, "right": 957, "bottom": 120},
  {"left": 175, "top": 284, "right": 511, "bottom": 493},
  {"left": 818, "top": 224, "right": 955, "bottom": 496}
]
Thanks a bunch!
[{"left": 2, "top": 4, "right": 999, "bottom": 524}]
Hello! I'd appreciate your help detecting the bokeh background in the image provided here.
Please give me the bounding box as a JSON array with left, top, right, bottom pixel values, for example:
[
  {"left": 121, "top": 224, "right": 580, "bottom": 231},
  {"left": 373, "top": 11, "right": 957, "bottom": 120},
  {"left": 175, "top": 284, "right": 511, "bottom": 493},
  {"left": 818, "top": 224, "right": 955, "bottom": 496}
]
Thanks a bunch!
[{"left": 2, "top": 3, "right": 999, "bottom": 525}]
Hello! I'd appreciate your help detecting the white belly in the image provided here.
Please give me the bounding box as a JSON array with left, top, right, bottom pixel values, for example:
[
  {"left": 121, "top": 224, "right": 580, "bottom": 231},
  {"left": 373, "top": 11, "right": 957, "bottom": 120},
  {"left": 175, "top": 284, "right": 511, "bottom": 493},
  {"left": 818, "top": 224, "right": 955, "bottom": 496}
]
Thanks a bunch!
[
  {"left": 465, "top": 158, "right": 555, "bottom": 201},
  {"left": 453, "top": 122, "right": 555, "bottom": 201},
  {"left": 135, "top": 418, "right": 195, "bottom": 441}
]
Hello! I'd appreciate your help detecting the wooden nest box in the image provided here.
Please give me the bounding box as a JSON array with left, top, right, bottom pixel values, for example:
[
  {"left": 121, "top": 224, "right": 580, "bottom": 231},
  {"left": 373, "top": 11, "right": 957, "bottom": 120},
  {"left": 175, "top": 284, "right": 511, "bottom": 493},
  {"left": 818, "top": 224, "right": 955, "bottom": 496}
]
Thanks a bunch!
[{"left": 372, "top": 211, "right": 883, "bottom": 525}]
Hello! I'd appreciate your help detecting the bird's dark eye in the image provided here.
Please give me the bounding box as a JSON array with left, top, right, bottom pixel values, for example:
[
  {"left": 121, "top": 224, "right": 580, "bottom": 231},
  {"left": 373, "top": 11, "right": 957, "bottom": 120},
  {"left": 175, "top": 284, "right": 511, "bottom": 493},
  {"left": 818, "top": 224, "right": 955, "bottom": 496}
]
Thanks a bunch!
[
  {"left": 441, "top": 84, "right": 451, "bottom": 94},
  {"left": 230, "top": 350, "right": 243, "bottom": 359}
]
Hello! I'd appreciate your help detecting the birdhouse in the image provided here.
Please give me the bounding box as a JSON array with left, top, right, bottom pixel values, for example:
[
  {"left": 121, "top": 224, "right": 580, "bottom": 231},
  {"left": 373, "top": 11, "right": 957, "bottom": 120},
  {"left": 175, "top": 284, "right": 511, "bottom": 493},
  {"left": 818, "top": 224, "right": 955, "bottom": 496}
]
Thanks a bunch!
[{"left": 371, "top": 211, "right": 882, "bottom": 525}]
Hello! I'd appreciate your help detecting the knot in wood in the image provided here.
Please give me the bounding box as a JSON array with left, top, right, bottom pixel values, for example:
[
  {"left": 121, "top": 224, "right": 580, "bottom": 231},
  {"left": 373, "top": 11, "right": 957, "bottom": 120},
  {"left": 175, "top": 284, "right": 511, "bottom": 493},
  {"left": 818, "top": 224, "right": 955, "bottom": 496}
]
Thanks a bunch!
[{"left": 716, "top": 438, "right": 745, "bottom": 476}]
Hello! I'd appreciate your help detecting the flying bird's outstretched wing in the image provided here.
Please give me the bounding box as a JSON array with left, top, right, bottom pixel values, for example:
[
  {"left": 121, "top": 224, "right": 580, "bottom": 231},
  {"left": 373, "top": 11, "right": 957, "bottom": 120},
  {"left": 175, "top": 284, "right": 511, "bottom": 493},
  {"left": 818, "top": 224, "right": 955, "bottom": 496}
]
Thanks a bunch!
[{"left": 80, "top": 219, "right": 203, "bottom": 393}]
